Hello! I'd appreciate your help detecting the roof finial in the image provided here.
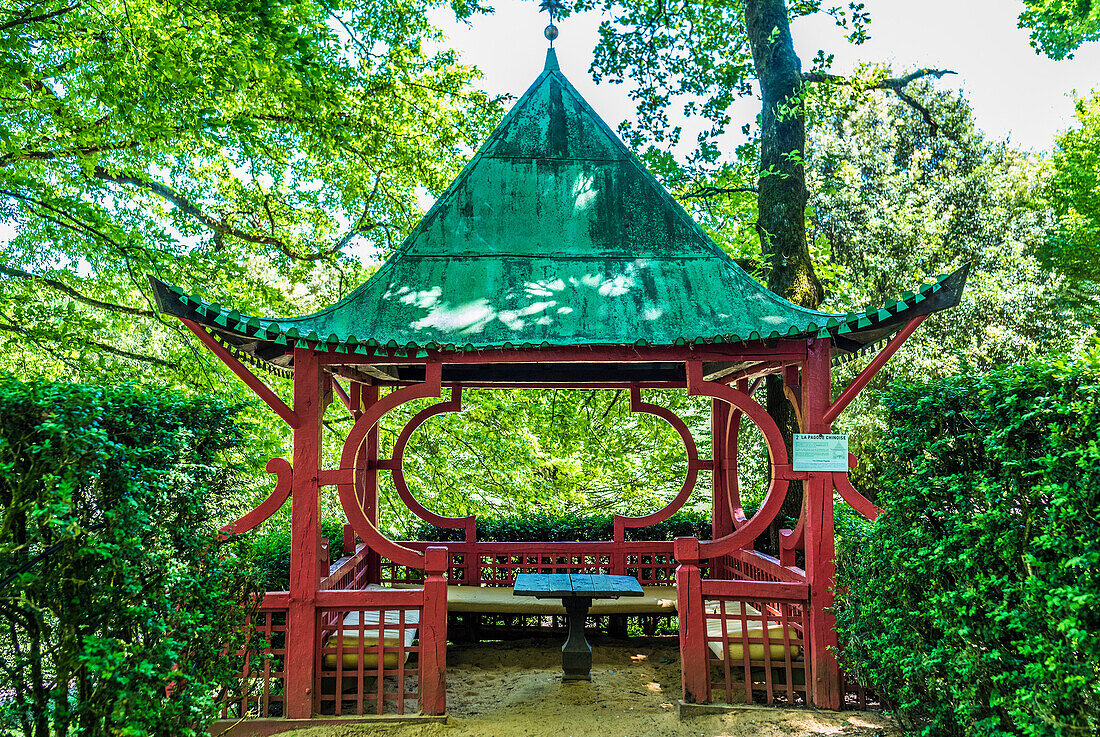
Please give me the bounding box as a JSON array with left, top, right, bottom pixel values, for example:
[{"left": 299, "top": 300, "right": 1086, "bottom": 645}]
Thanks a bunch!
[{"left": 540, "top": 0, "right": 564, "bottom": 48}]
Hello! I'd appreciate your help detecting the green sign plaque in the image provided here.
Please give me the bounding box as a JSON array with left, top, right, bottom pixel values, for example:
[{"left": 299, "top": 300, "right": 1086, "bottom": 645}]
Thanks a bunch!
[{"left": 792, "top": 433, "right": 850, "bottom": 472}]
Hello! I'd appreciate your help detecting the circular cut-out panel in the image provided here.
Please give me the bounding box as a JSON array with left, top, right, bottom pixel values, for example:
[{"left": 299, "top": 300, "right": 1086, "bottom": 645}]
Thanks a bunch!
[{"left": 380, "top": 388, "right": 706, "bottom": 525}]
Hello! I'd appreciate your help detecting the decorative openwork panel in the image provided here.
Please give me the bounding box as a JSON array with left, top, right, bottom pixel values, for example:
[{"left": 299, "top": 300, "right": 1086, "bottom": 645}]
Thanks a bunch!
[
  {"left": 623, "top": 544, "right": 678, "bottom": 584},
  {"left": 221, "top": 601, "right": 288, "bottom": 719},
  {"left": 315, "top": 603, "right": 421, "bottom": 715}
]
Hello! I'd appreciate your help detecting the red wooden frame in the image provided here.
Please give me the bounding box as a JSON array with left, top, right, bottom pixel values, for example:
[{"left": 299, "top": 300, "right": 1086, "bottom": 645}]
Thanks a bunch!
[{"left": 181, "top": 305, "right": 930, "bottom": 722}]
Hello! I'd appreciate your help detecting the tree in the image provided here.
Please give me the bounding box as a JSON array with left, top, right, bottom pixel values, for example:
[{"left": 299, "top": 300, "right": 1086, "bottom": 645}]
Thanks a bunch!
[
  {"left": 1018, "top": 0, "right": 1100, "bottom": 59},
  {"left": 1039, "top": 92, "right": 1100, "bottom": 304},
  {"left": 800, "top": 77, "right": 1090, "bottom": 490},
  {"left": 0, "top": 0, "right": 500, "bottom": 386},
  {"left": 0, "top": 379, "right": 260, "bottom": 737},
  {"left": 807, "top": 76, "right": 1085, "bottom": 376},
  {"left": 572, "top": 0, "right": 954, "bottom": 546}
]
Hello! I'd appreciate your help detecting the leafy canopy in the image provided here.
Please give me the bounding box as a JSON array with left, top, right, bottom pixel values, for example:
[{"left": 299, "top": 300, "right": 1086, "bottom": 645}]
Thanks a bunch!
[
  {"left": 0, "top": 0, "right": 500, "bottom": 384},
  {"left": 1019, "top": 0, "right": 1100, "bottom": 59},
  {"left": 1040, "top": 93, "right": 1100, "bottom": 297}
]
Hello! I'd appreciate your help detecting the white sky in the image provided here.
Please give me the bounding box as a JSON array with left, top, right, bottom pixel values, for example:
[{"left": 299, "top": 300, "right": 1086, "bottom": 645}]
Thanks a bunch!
[{"left": 435, "top": 0, "right": 1100, "bottom": 152}]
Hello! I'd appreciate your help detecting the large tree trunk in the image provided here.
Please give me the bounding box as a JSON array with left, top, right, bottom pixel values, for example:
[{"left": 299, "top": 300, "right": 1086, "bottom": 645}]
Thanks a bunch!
[{"left": 744, "top": 0, "right": 823, "bottom": 553}]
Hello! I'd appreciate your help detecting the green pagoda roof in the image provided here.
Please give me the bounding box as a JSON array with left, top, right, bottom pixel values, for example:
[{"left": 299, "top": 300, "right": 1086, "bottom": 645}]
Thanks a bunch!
[{"left": 151, "top": 49, "right": 966, "bottom": 373}]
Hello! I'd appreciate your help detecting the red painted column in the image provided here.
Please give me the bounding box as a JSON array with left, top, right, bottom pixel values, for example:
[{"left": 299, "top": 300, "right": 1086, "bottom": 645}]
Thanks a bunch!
[
  {"left": 359, "top": 385, "right": 382, "bottom": 583},
  {"left": 802, "top": 339, "right": 841, "bottom": 709},
  {"left": 419, "top": 546, "right": 449, "bottom": 714},
  {"left": 674, "top": 536, "right": 710, "bottom": 703},
  {"left": 711, "top": 399, "right": 732, "bottom": 541},
  {"left": 287, "top": 347, "right": 325, "bottom": 718}
]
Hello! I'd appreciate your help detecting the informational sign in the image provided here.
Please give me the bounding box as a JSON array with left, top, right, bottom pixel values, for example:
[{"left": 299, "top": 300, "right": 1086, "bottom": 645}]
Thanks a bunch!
[{"left": 792, "top": 433, "right": 850, "bottom": 472}]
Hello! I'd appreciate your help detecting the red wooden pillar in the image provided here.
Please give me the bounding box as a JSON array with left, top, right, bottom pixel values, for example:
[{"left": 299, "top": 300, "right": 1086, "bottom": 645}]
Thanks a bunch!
[
  {"left": 358, "top": 385, "right": 382, "bottom": 583},
  {"left": 711, "top": 399, "right": 732, "bottom": 541},
  {"left": 419, "top": 546, "right": 449, "bottom": 714},
  {"left": 287, "top": 347, "right": 325, "bottom": 718},
  {"left": 674, "top": 536, "right": 709, "bottom": 703},
  {"left": 802, "top": 338, "right": 841, "bottom": 708}
]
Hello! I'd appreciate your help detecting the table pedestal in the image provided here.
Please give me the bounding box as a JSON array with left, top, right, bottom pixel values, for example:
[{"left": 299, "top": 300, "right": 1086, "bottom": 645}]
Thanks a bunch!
[{"left": 561, "top": 597, "right": 593, "bottom": 681}]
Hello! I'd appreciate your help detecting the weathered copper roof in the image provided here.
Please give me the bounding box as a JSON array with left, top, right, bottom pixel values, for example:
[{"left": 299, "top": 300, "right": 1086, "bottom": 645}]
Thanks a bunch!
[{"left": 151, "top": 49, "right": 966, "bottom": 373}]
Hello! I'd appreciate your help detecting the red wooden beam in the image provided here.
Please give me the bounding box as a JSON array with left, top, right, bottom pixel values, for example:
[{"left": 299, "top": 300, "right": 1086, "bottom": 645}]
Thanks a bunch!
[
  {"left": 674, "top": 537, "right": 710, "bottom": 704},
  {"left": 286, "top": 348, "right": 325, "bottom": 718},
  {"left": 317, "top": 342, "right": 809, "bottom": 366},
  {"left": 697, "top": 579, "right": 809, "bottom": 601},
  {"left": 331, "top": 376, "right": 353, "bottom": 415},
  {"left": 833, "top": 472, "right": 883, "bottom": 521},
  {"left": 822, "top": 316, "right": 928, "bottom": 425},
  {"left": 181, "top": 319, "right": 299, "bottom": 428},
  {"left": 801, "top": 338, "right": 841, "bottom": 709}
]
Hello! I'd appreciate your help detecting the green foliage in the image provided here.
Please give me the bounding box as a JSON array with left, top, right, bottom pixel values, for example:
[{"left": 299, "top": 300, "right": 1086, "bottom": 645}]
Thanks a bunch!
[
  {"left": 835, "top": 354, "right": 1100, "bottom": 736},
  {"left": 241, "top": 517, "right": 346, "bottom": 592},
  {"left": 0, "top": 0, "right": 501, "bottom": 386},
  {"left": 413, "top": 510, "right": 712, "bottom": 542},
  {"left": 808, "top": 76, "right": 1082, "bottom": 376},
  {"left": 376, "top": 388, "right": 714, "bottom": 536},
  {"left": 0, "top": 378, "right": 260, "bottom": 737},
  {"left": 1039, "top": 93, "right": 1100, "bottom": 299},
  {"left": 1019, "top": 0, "right": 1100, "bottom": 59}
]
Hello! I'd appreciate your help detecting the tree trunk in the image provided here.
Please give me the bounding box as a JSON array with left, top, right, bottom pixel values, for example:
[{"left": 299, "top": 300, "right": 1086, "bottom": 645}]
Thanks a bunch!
[{"left": 744, "top": 0, "right": 822, "bottom": 552}]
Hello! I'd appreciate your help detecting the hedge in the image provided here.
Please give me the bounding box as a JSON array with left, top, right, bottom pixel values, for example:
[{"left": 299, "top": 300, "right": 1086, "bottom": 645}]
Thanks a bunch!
[
  {"left": 0, "top": 378, "right": 260, "bottom": 737},
  {"left": 413, "top": 510, "right": 712, "bottom": 542},
  {"left": 836, "top": 354, "right": 1100, "bottom": 736}
]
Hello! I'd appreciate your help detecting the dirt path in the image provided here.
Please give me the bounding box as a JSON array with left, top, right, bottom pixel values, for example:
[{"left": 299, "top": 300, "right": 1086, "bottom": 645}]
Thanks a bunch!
[{"left": 286, "top": 639, "right": 896, "bottom": 737}]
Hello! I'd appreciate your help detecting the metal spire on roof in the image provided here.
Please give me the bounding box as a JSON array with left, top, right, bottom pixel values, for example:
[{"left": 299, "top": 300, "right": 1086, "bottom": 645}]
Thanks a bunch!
[{"left": 540, "top": 0, "right": 564, "bottom": 47}]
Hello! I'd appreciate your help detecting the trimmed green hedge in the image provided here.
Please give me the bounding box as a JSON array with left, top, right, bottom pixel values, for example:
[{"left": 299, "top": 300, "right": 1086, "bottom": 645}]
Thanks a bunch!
[
  {"left": 836, "top": 354, "right": 1100, "bottom": 736},
  {"left": 244, "top": 518, "right": 347, "bottom": 592},
  {"left": 0, "top": 378, "right": 260, "bottom": 736},
  {"left": 413, "top": 509, "right": 712, "bottom": 542}
]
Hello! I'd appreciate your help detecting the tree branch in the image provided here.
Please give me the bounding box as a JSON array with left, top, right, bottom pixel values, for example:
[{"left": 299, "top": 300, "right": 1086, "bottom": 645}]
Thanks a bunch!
[
  {"left": 0, "top": 266, "right": 155, "bottom": 318},
  {"left": 0, "top": 138, "right": 141, "bottom": 167},
  {"left": 0, "top": 2, "right": 81, "bottom": 32},
  {"left": 802, "top": 68, "right": 957, "bottom": 135},
  {"left": 90, "top": 168, "right": 287, "bottom": 249},
  {"left": 90, "top": 167, "right": 380, "bottom": 261},
  {"left": 0, "top": 322, "right": 176, "bottom": 369},
  {"left": 681, "top": 185, "right": 758, "bottom": 200}
]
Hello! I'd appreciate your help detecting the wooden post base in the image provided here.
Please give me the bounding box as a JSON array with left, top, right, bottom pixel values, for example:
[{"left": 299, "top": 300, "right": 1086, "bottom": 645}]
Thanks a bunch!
[{"left": 561, "top": 597, "right": 593, "bottom": 681}]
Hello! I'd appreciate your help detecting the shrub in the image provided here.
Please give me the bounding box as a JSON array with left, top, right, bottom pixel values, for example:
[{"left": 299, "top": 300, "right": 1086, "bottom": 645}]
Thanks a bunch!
[
  {"left": 835, "top": 354, "right": 1100, "bottom": 736},
  {"left": 0, "top": 378, "right": 261, "bottom": 737},
  {"left": 413, "top": 509, "right": 712, "bottom": 542},
  {"left": 242, "top": 518, "right": 347, "bottom": 592}
]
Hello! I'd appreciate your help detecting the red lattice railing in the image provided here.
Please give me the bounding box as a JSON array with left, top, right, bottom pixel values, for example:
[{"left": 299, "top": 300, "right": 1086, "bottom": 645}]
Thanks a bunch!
[
  {"left": 376, "top": 540, "right": 681, "bottom": 588},
  {"left": 315, "top": 589, "right": 425, "bottom": 715},
  {"left": 677, "top": 548, "right": 811, "bottom": 707},
  {"left": 702, "top": 579, "right": 809, "bottom": 705}
]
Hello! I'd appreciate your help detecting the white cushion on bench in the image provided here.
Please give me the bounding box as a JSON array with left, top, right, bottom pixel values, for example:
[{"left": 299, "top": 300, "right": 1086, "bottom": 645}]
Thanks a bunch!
[{"left": 704, "top": 603, "right": 801, "bottom": 661}]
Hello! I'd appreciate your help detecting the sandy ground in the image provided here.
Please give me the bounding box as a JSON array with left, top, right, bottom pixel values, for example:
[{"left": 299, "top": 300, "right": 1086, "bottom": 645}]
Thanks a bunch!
[{"left": 285, "top": 638, "right": 896, "bottom": 737}]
